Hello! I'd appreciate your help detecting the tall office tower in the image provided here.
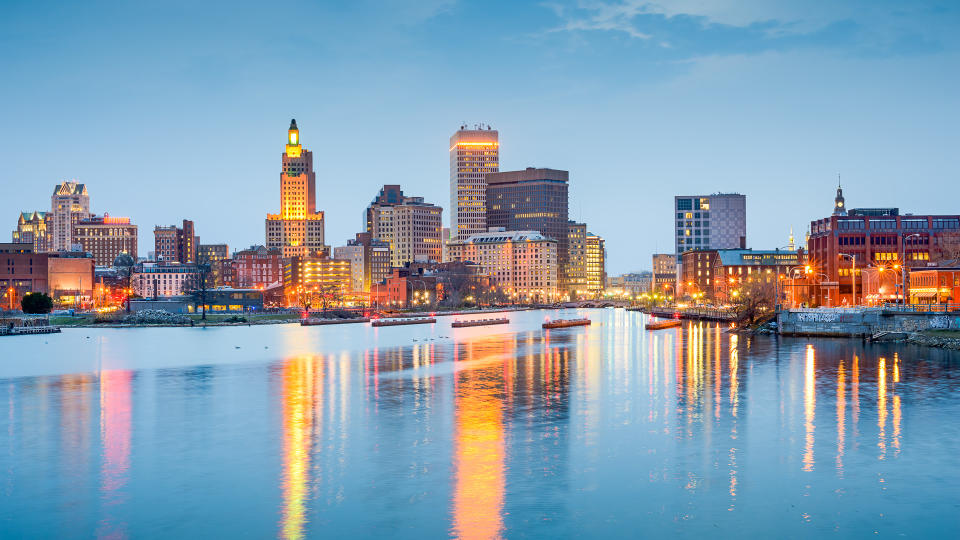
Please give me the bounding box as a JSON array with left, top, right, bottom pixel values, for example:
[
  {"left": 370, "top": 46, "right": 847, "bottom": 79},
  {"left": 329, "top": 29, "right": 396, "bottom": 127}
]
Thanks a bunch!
[
  {"left": 13, "top": 211, "right": 52, "bottom": 252},
  {"left": 449, "top": 125, "right": 499, "bottom": 239},
  {"left": 153, "top": 219, "right": 196, "bottom": 262},
  {"left": 567, "top": 221, "right": 587, "bottom": 298},
  {"left": 585, "top": 231, "right": 606, "bottom": 297},
  {"left": 674, "top": 193, "right": 746, "bottom": 260},
  {"left": 51, "top": 181, "right": 91, "bottom": 251},
  {"left": 74, "top": 214, "right": 138, "bottom": 266},
  {"left": 366, "top": 185, "right": 443, "bottom": 267},
  {"left": 486, "top": 167, "right": 569, "bottom": 289},
  {"left": 266, "top": 119, "right": 326, "bottom": 257}
]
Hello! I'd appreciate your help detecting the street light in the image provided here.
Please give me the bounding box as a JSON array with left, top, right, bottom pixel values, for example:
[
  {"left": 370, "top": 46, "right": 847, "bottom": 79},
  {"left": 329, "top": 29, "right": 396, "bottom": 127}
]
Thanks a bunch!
[
  {"left": 899, "top": 233, "right": 923, "bottom": 306},
  {"left": 839, "top": 253, "right": 857, "bottom": 306}
]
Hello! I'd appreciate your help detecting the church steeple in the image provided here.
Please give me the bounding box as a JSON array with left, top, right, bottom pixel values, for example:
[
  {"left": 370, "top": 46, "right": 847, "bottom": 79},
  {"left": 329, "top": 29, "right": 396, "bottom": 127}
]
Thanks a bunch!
[
  {"left": 788, "top": 226, "right": 796, "bottom": 251},
  {"left": 833, "top": 174, "right": 846, "bottom": 216}
]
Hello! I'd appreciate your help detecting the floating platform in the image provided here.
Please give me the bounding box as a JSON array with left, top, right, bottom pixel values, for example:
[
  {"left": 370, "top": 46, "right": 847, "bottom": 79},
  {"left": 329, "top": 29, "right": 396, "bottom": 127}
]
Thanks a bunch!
[
  {"left": 301, "top": 317, "right": 370, "bottom": 326},
  {"left": 451, "top": 318, "right": 510, "bottom": 328},
  {"left": 542, "top": 318, "right": 592, "bottom": 329},
  {"left": 0, "top": 326, "right": 61, "bottom": 336},
  {"left": 645, "top": 319, "right": 682, "bottom": 330},
  {"left": 372, "top": 317, "right": 437, "bottom": 327}
]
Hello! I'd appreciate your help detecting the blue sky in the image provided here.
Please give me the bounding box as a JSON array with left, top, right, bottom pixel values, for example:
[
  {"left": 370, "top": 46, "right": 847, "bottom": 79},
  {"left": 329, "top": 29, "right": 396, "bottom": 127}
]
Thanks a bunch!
[{"left": 1, "top": 0, "right": 958, "bottom": 274}]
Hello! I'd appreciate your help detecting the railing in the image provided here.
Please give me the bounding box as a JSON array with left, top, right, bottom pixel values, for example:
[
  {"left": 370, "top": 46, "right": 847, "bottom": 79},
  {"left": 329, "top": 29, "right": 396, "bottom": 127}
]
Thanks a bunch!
[{"left": 879, "top": 303, "right": 960, "bottom": 313}]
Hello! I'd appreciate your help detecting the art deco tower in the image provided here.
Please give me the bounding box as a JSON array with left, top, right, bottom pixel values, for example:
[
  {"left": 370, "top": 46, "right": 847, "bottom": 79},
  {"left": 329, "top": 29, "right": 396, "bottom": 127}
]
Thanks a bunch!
[
  {"left": 449, "top": 125, "right": 498, "bottom": 239},
  {"left": 266, "top": 119, "right": 326, "bottom": 257}
]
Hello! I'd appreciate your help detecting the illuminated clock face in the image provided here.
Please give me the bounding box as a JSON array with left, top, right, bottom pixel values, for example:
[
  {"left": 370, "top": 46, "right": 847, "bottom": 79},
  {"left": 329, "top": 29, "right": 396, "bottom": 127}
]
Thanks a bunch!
[{"left": 837, "top": 201, "right": 844, "bottom": 207}]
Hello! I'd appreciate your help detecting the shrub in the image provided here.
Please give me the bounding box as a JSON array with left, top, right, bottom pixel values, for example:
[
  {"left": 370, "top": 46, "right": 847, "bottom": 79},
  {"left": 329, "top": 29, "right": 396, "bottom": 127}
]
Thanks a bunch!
[{"left": 21, "top": 292, "right": 53, "bottom": 314}]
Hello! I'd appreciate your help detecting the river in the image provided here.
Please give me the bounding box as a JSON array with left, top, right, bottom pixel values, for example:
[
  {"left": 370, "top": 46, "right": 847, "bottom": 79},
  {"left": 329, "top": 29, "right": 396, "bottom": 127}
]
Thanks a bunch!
[{"left": 1, "top": 308, "right": 958, "bottom": 537}]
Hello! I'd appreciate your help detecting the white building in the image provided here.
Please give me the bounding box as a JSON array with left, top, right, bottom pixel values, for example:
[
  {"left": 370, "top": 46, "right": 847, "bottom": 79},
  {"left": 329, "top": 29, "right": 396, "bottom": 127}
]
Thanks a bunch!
[
  {"left": 132, "top": 262, "right": 200, "bottom": 298},
  {"left": 447, "top": 229, "right": 558, "bottom": 301},
  {"left": 50, "top": 181, "right": 91, "bottom": 251},
  {"left": 333, "top": 243, "right": 365, "bottom": 293}
]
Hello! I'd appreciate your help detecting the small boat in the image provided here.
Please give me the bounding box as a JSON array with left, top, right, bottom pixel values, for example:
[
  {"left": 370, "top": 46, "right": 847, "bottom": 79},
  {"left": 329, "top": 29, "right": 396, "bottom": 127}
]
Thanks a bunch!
[
  {"left": 301, "top": 317, "right": 370, "bottom": 326},
  {"left": 451, "top": 318, "right": 509, "bottom": 328},
  {"left": 372, "top": 317, "right": 437, "bottom": 327},
  {"left": 542, "top": 318, "right": 592, "bottom": 329},
  {"left": 645, "top": 319, "right": 682, "bottom": 330}
]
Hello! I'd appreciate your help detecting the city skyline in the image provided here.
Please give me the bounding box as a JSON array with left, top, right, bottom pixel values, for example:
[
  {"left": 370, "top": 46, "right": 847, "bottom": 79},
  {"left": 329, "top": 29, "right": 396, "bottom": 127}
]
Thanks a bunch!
[{"left": 2, "top": 1, "right": 959, "bottom": 274}]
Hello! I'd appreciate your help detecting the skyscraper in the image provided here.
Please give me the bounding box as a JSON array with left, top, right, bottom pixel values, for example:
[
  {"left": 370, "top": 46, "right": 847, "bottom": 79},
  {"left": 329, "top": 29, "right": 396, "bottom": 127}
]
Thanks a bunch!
[
  {"left": 366, "top": 185, "right": 442, "bottom": 267},
  {"left": 13, "top": 211, "right": 51, "bottom": 252},
  {"left": 449, "top": 125, "right": 498, "bottom": 239},
  {"left": 486, "top": 167, "right": 569, "bottom": 290},
  {"left": 266, "top": 119, "right": 326, "bottom": 257},
  {"left": 585, "top": 231, "right": 606, "bottom": 297},
  {"left": 567, "top": 221, "right": 587, "bottom": 298},
  {"left": 674, "top": 193, "right": 746, "bottom": 260},
  {"left": 51, "top": 181, "right": 90, "bottom": 251}
]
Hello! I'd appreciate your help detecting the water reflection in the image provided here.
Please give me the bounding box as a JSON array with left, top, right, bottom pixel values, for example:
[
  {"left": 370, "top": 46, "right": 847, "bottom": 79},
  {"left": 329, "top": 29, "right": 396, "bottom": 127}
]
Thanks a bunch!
[{"left": 2, "top": 310, "right": 960, "bottom": 537}]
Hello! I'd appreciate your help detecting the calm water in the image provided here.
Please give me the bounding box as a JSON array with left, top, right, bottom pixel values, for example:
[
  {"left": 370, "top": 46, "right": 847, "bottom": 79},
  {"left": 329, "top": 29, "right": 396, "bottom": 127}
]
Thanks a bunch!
[{"left": 1, "top": 309, "right": 959, "bottom": 538}]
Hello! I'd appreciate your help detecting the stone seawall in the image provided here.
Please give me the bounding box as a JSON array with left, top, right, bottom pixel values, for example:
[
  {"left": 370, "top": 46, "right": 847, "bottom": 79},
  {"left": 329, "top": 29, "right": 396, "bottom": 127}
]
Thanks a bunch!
[{"left": 779, "top": 309, "right": 960, "bottom": 337}]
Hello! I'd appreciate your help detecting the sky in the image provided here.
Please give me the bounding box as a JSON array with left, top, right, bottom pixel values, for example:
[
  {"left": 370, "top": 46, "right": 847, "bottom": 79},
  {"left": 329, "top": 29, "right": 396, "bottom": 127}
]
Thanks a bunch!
[{"left": 1, "top": 0, "right": 958, "bottom": 274}]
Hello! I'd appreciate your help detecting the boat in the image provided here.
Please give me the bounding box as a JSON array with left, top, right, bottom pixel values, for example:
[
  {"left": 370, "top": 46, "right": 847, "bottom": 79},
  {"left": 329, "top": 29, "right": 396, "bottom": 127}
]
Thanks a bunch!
[
  {"left": 645, "top": 319, "right": 682, "bottom": 330},
  {"left": 301, "top": 317, "right": 370, "bottom": 326},
  {"left": 542, "top": 318, "right": 592, "bottom": 329},
  {"left": 371, "top": 317, "right": 437, "bottom": 327},
  {"left": 451, "top": 318, "right": 509, "bottom": 328}
]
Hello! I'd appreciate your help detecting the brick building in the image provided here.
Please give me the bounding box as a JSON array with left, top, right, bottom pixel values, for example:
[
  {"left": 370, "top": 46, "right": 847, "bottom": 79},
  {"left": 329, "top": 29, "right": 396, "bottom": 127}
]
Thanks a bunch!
[
  {"left": 233, "top": 245, "right": 283, "bottom": 289},
  {"left": 74, "top": 215, "right": 138, "bottom": 266}
]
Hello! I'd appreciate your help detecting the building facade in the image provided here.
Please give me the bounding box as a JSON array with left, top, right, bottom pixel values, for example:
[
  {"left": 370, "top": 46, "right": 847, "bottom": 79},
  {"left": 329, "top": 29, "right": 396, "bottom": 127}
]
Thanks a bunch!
[
  {"left": 909, "top": 267, "right": 960, "bottom": 305},
  {"left": 808, "top": 193, "right": 960, "bottom": 304},
  {"left": 283, "top": 255, "right": 352, "bottom": 307},
  {"left": 197, "top": 243, "right": 229, "bottom": 264},
  {"left": 0, "top": 244, "right": 48, "bottom": 304},
  {"left": 447, "top": 229, "right": 558, "bottom": 301},
  {"left": 265, "top": 119, "right": 326, "bottom": 257},
  {"left": 154, "top": 220, "right": 196, "bottom": 263},
  {"left": 680, "top": 248, "right": 804, "bottom": 304},
  {"left": 585, "top": 232, "right": 606, "bottom": 297},
  {"left": 47, "top": 252, "right": 95, "bottom": 302},
  {"left": 674, "top": 193, "right": 746, "bottom": 261},
  {"left": 366, "top": 185, "right": 442, "bottom": 267},
  {"left": 74, "top": 215, "right": 138, "bottom": 266},
  {"left": 486, "top": 167, "right": 569, "bottom": 289},
  {"left": 449, "top": 126, "right": 499, "bottom": 239},
  {"left": 131, "top": 262, "right": 200, "bottom": 298},
  {"left": 233, "top": 245, "right": 283, "bottom": 289},
  {"left": 51, "top": 181, "right": 91, "bottom": 251},
  {"left": 652, "top": 254, "right": 677, "bottom": 298},
  {"left": 13, "top": 211, "right": 52, "bottom": 252},
  {"left": 567, "top": 221, "right": 587, "bottom": 298}
]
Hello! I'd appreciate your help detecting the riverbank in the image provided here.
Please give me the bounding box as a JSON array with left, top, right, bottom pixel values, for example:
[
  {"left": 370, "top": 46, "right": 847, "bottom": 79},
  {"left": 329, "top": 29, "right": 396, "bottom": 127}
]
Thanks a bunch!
[{"left": 906, "top": 330, "right": 960, "bottom": 350}]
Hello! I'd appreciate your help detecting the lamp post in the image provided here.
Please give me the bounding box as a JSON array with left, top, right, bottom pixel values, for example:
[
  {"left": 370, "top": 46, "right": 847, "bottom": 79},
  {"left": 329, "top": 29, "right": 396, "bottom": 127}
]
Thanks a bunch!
[
  {"left": 839, "top": 253, "right": 857, "bottom": 306},
  {"left": 899, "top": 233, "right": 923, "bottom": 306}
]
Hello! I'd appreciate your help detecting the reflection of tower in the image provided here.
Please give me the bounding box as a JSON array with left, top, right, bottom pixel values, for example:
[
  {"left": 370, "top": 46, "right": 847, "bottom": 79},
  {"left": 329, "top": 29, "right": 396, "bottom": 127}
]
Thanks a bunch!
[
  {"left": 98, "top": 370, "right": 133, "bottom": 539},
  {"left": 280, "top": 358, "right": 316, "bottom": 540},
  {"left": 452, "top": 357, "right": 505, "bottom": 539}
]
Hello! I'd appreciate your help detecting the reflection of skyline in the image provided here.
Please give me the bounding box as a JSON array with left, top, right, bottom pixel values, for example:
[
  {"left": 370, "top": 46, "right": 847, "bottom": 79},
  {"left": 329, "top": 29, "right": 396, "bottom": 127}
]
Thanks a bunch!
[
  {"left": 280, "top": 357, "right": 315, "bottom": 540},
  {"left": 98, "top": 369, "right": 132, "bottom": 540}
]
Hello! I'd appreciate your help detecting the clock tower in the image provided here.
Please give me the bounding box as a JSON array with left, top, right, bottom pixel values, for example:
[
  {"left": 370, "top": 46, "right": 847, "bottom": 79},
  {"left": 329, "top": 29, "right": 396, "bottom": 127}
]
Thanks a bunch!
[{"left": 833, "top": 178, "right": 846, "bottom": 216}]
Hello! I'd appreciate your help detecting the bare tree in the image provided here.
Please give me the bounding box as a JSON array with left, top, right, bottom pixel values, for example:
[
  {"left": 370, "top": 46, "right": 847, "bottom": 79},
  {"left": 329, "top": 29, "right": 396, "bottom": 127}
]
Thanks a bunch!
[
  {"left": 732, "top": 278, "right": 777, "bottom": 326},
  {"left": 186, "top": 264, "right": 211, "bottom": 320}
]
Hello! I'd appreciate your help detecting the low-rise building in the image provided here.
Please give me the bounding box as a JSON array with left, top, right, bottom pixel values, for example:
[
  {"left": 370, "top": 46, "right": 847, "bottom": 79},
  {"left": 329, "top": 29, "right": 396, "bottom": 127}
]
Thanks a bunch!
[
  {"left": 909, "top": 267, "right": 960, "bottom": 305},
  {"left": 154, "top": 220, "right": 196, "bottom": 263},
  {"left": 47, "top": 252, "right": 95, "bottom": 303},
  {"left": 680, "top": 248, "right": 805, "bottom": 304},
  {"left": 198, "top": 243, "right": 229, "bottom": 264},
  {"left": 131, "top": 261, "right": 200, "bottom": 298},
  {"left": 447, "top": 229, "right": 559, "bottom": 302},
  {"left": 652, "top": 253, "right": 677, "bottom": 299},
  {"left": 283, "top": 254, "right": 352, "bottom": 307},
  {"left": 233, "top": 245, "right": 283, "bottom": 289},
  {"left": 0, "top": 243, "right": 48, "bottom": 306}
]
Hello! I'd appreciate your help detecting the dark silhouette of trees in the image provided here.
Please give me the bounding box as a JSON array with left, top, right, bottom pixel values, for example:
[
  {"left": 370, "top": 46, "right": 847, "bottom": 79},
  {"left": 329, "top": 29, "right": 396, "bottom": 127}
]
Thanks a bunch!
[{"left": 21, "top": 292, "right": 53, "bottom": 314}]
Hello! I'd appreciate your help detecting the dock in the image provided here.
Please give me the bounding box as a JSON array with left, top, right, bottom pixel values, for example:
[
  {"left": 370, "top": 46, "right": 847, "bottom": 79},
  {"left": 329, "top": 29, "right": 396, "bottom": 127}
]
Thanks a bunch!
[
  {"left": 645, "top": 319, "right": 682, "bottom": 330},
  {"left": 542, "top": 318, "right": 592, "bottom": 329},
  {"left": 451, "top": 318, "right": 509, "bottom": 328},
  {"left": 301, "top": 317, "right": 370, "bottom": 326},
  {"left": 372, "top": 317, "right": 437, "bottom": 327}
]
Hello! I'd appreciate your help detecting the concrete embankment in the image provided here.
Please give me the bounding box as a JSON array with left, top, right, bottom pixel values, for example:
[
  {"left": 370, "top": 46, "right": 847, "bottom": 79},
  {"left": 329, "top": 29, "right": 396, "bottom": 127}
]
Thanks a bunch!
[
  {"left": 778, "top": 308, "right": 960, "bottom": 338},
  {"left": 906, "top": 332, "right": 960, "bottom": 350}
]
